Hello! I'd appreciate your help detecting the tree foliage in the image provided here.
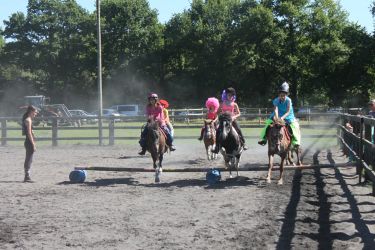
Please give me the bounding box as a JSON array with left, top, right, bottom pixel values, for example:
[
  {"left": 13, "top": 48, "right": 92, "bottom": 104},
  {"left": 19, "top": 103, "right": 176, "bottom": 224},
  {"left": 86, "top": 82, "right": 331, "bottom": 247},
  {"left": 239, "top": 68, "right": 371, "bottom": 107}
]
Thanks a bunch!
[{"left": 0, "top": 0, "right": 374, "bottom": 111}]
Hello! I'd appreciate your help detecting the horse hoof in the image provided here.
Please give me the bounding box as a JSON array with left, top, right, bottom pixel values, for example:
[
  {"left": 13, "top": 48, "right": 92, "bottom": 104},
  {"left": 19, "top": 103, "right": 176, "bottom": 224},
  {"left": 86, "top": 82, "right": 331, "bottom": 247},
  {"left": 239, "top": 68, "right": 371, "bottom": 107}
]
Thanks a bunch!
[
  {"left": 266, "top": 178, "right": 271, "bottom": 184},
  {"left": 278, "top": 179, "right": 283, "bottom": 185}
]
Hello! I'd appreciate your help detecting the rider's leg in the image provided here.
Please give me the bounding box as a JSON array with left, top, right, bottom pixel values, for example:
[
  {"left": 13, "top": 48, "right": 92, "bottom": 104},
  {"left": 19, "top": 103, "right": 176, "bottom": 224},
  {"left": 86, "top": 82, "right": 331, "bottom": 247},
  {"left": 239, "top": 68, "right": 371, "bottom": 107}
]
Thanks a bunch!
[
  {"left": 163, "top": 126, "right": 176, "bottom": 151},
  {"left": 258, "top": 119, "right": 273, "bottom": 145},
  {"left": 167, "top": 122, "right": 174, "bottom": 137},
  {"left": 211, "top": 127, "right": 221, "bottom": 153},
  {"left": 233, "top": 120, "right": 248, "bottom": 150},
  {"left": 138, "top": 125, "right": 148, "bottom": 155},
  {"left": 289, "top": 121, "right": 301, "bottom": 146},
  {"left": 198, "top": 127, "right": 204, "bottom": 140}
]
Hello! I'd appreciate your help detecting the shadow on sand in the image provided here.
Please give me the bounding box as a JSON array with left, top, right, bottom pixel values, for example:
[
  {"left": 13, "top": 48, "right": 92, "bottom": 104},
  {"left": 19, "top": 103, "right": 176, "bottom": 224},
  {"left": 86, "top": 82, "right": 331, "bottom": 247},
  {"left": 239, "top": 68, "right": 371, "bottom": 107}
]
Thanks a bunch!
[{"left": 276, "top": 149, "right": 375, "bottom": 250}]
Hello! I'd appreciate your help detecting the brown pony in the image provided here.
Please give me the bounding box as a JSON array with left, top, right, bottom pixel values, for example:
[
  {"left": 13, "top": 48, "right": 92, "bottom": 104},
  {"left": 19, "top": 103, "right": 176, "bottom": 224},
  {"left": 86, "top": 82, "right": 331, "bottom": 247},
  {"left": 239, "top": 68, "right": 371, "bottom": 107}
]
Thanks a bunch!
[
  {"left": 203, "top": 119, "right": 217, "bottom": 160},
  {"left": 145, "top": 119, "right": 168, "bottom": 182},
  {"left": 266, "top": 118, "right": 301, "bottom": 185}
]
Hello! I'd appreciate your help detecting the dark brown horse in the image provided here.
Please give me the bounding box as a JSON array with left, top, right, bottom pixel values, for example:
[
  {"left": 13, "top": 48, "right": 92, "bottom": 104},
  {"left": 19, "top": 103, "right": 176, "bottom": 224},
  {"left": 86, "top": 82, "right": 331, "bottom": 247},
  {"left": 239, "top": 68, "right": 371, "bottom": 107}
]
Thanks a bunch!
[
  {"left": 266, "top": 118, "right": 301, "bottom": 185},
  {"left": 203, "top": 119, "right": 217, "bottom": 160},
  {"left": 145, "top": 119, "right": 168, "bottom": 182}
]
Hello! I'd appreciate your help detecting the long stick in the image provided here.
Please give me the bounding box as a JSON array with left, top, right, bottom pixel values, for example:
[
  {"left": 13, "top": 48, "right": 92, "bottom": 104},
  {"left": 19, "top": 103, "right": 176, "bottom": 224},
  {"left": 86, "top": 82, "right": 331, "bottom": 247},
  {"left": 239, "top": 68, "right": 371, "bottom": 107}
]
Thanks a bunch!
[{"left": 75, "top": 163, "right": 354, "bottom": 173}]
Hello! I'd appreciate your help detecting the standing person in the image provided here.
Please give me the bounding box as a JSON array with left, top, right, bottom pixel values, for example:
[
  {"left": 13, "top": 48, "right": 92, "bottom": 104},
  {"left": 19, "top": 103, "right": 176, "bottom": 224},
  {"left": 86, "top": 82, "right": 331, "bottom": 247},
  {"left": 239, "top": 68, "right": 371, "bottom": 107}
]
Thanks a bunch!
[
  {"left": 368, "top": 99, "right": 375, "bottom": 118},
  {"left": 368, "top": 99, "right": 375, "bottom": 143},
  {"left": 159, "top": 99, "right": 174, "bottom": 137},
  {"left": 138, "top": 93, "right": 176, "bottom": 155},
  {"left": 212, "top": 87, "right": 248, "bottom": 153},
  {"left": 258, "top": 82, "right": 301, "bottom": 147},
  {"left": 22, "top": 105, "right": 38, "bottom": 182},
  {"left": 198, "top": 97, "right": 219, "bottom": 140}
]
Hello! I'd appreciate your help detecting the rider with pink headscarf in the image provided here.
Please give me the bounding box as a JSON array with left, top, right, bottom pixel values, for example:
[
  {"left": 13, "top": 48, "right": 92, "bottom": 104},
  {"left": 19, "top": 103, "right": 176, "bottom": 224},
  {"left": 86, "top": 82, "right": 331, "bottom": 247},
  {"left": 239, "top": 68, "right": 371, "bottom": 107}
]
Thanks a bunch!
[
  {"left": 212, "top": 87, "right": 248, "bottom": 153},
  {"left": 138, "top": 93, "right": 176, "bottom": 155},
  {"left": 198, "top": 97, "right": 220, "bottom": 140}
]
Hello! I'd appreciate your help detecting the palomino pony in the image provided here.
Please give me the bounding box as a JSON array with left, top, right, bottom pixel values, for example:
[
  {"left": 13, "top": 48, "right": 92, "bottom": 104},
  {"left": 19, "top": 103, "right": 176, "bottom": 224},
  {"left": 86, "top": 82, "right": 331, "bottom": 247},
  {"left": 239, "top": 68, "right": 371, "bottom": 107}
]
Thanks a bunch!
[
  {"left": 216, "top": 113, "right": 244, "bottom": 178},
  {"left": 203, "top": 119, "right": 217, "bottom": 160},
  {"left": 266, "top": 118, "right": 301, "bottom": 185},
  {"left": 145, "top": 119, "right": 168, "bottom": 182}
]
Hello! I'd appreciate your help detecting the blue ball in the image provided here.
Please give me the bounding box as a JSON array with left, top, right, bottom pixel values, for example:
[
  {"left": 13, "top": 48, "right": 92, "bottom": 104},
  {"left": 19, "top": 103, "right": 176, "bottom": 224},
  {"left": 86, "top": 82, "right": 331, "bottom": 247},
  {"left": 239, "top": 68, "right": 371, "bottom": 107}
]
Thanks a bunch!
[
  {"left": 206, "top": 169, "right": 221, "bottom": 185},
  {"left": 69, "top": 170, "right": 87, "bottom": 183}
]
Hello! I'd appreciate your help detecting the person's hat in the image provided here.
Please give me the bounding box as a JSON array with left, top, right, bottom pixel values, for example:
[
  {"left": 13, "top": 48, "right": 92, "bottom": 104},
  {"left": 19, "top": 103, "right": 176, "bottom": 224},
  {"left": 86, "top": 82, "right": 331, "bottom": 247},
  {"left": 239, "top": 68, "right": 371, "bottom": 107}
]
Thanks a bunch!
[
  {"left": 279, "top": 82, "right": 289, "bottom": 93},
  {"left": 148, "top": 93, "right": 158, "bottom": 99},
  {"left": 368, "top": 99, "right": 375, "bottom": 105},
  {"left": 159, "top": 99, "right": 169, "bottom": 108}
]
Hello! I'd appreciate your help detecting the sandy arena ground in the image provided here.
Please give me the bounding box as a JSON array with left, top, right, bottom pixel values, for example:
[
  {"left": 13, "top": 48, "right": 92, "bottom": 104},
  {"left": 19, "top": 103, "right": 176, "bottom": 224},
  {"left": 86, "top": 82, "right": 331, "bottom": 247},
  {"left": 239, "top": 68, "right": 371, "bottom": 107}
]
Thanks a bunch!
[{"left": 1, "top": 142, "right": 375, "bottom": 249}]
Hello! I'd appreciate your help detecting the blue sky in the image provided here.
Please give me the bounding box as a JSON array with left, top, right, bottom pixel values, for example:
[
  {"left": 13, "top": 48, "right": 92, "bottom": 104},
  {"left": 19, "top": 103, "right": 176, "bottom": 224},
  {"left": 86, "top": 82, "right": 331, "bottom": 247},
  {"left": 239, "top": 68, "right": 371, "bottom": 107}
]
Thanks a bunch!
[{"left": 1, "top": 0, "right": 374, "bottom": 32}]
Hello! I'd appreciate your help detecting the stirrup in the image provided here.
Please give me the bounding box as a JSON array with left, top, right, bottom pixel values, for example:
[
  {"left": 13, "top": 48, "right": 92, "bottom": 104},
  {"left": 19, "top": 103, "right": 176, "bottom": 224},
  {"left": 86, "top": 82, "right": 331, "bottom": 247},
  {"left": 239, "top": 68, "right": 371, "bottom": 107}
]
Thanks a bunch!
[
  {"left": 170, "top": 145, "right": 176, "bottom": 151},
  {"left": 243, "top": 144, "right": 248, "bottom": 150}
]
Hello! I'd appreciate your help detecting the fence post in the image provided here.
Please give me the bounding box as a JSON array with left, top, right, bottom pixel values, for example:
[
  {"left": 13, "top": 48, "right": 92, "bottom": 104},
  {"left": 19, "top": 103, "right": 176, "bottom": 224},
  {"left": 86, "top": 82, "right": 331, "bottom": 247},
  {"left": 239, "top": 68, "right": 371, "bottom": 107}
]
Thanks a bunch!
[
  {"left": 186, "top": 108, "right": 190, "bottom": 125},
  {"left": 336, "top": 114, "right": 342, "bottom": 146},
  {"left": 1, "top": 119, "right": 7, "bottom": 146},
  {"left": 359, "top": 117, "right": 364, "bottom": 183},
  {"left": 258, "top": 108, "right": 261, "bottom": 125},
  {"left": 171, "top": 110, "right": 175, "bottom": 123},
  {"left": 109, "top": 119, "right": 115, "bottom": 146},
  {"left": 52, "top": 118, "right": 58, "bottom": 147}
]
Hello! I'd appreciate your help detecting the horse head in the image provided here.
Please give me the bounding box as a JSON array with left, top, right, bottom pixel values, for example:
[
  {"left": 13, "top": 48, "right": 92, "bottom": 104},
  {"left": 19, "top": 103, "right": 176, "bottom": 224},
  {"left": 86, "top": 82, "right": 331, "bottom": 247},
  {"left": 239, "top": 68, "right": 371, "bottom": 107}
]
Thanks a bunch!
[
  {"left": 204, "top": 119, "right": 215, "bottom": 139},
  {"left": 218, "top": 112, "right": 233, "bottom": 142},
  {"left": 267, "top": 118, "right": 290, "bottom": 154},
  {"left": 147, "top": 119, "right": 160, "bottom": 144}
]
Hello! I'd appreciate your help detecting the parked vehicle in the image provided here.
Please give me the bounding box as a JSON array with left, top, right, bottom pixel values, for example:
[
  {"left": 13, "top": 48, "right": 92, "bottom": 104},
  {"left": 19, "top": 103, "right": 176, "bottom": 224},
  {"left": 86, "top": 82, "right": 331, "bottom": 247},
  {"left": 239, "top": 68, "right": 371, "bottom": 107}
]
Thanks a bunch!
[
  {"left": 21, "top": 95, "right": 74, "bottom": 126},
  {"left": 92, "top": 109, "right": 121, "bottom": 121},
  {"left": 109, "top": 105, "right": 140, "bottom": 116},
  {"left": 69, "top": 110, "right": 98, "bottom": 124}
]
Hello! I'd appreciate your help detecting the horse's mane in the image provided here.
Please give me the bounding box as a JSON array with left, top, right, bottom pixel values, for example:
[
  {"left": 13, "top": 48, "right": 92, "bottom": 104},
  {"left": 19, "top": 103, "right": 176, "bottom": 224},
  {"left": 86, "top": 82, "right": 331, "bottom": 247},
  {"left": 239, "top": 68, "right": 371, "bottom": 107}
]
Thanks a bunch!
[
  {"left": 147, "top": 119, "right": 159, "bottom": 130},
  {"left": 219, "top": 112, "right": 232, "bottom": 122},
  {"left": 273, "top": 118, "right": 285, "bottom": 126}
]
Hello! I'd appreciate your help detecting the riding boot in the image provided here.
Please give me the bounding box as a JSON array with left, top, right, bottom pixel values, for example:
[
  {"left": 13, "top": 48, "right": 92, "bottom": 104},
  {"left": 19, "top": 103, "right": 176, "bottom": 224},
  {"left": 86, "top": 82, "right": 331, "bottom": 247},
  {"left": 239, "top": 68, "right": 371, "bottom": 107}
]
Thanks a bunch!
[
  {"left": 258, "top": 140, "right": 267, "bottom": 146},
  {"left": 239, "top": 135, "right": 248, "bottom": 150},
  {"left": 170, "top": 144, "right": 176, "bottom": 151},
  {"left": 198, "top": 129, "right": 204, "bottom": 141},
  {"left": 138, "top": 147, "right": 147, "bottom": 155}
]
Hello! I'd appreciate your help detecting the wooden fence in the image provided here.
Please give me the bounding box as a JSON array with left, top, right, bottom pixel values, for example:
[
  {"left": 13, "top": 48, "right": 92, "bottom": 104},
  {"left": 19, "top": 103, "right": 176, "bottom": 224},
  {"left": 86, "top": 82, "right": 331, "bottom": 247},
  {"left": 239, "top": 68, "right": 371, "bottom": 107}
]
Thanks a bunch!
[
  {"left": 0, "top": 111, "right": 339, "bottom": 146},
  {"left": 337, "top": 114, "right": 375, "bottom": 196}
]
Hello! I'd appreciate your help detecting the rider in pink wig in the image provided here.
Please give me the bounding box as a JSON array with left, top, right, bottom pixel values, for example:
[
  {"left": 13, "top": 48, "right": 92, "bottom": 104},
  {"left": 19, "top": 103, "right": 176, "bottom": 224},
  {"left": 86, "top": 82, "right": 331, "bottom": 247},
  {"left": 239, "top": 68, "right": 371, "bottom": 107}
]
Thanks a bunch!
[{"left": 198, "top": 97, "right": 220, "bottom": 140}]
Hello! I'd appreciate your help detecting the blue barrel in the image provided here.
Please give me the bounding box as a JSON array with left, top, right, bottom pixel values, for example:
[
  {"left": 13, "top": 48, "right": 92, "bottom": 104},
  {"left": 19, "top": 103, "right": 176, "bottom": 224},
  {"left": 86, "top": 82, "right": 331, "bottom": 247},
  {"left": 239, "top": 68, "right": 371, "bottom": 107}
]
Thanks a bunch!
[
  {"left": 69, "top": 170, "right": 87, "bottom": 183},
  {"left": 206, "top": 169, "right": 221, "bottom": 185}
]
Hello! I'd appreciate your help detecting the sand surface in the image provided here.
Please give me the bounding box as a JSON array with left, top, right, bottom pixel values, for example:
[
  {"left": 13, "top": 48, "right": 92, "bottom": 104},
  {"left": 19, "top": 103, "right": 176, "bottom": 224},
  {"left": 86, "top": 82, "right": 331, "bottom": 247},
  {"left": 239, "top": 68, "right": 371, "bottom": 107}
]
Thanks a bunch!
[{"left": 1, "top": 142, "right": 374, "bottom": 249}]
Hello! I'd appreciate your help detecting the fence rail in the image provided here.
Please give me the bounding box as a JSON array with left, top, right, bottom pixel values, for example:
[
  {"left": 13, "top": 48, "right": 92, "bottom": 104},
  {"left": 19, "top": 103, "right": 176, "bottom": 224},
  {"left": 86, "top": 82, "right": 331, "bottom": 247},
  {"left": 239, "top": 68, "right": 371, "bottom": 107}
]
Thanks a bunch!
[
  {"left": 0, "top": 112, "right": 338, "bottom": 146},
  {"left": 337, "top": 114, "right": 375, "bottom": 196}
]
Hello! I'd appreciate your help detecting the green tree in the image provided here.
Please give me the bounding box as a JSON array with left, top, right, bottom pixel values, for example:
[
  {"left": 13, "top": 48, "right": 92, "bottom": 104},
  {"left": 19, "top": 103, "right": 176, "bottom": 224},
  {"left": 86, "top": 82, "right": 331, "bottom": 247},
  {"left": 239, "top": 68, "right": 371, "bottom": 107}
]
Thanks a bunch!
[
  {"left": 2, "top": 0, "right": 96, "bottom": 105},
  {"left": 100, "top": 0, "right": 164, "bottom": 104}
]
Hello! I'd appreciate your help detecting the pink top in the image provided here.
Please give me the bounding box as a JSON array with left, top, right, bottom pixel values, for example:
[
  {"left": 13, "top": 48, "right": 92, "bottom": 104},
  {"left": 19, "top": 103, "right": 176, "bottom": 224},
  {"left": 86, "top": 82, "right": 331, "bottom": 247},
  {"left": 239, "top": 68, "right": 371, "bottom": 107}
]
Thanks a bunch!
[
  {"left": 221, "top": 101, "right": 235, "bottom": 114},
  {"left": 207, "top": 111, "right": 217, "bottom": 120},
  {"left": 146, "top": 104, "right": 165, "bottom": 126}
]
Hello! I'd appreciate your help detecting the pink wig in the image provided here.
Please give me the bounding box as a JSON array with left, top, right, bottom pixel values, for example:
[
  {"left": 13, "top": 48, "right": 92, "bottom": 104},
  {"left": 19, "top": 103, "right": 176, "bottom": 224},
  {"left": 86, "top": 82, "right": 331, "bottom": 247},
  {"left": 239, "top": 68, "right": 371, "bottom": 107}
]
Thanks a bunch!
[{"left": 205, "top": 97, "right": 220, "bottom": 112}]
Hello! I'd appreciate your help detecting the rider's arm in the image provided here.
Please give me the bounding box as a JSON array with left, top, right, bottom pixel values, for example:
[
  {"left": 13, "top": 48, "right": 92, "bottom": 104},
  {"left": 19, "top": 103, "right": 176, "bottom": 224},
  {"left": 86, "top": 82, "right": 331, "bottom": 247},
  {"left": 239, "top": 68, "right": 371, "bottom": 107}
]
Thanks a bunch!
[
  {"left": 232, "top": 103, "right": 240, "bottom": 120},
  {"left": 280, "top": 100, "right": 291, "bottom": 120},
  {"left": 213, "top": 113, "right": 218, "bottom": 123},
  {"left": 273, "top": 105, "right": 279, "bottom": 120}
]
